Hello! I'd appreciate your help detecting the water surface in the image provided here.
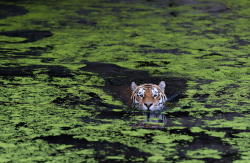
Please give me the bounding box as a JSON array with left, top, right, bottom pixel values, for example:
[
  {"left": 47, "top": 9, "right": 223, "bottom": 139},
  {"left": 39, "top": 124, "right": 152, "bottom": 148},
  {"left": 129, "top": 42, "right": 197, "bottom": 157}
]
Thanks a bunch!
[{"left": 0, "top": 0, "right": 249, "bottom": 162}]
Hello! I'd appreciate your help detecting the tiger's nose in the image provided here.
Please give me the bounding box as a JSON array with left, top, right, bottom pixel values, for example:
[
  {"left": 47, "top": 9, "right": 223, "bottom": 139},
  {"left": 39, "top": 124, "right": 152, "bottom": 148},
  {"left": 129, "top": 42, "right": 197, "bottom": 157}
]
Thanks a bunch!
[{"left": 144, "top": 102, "right": 153, "bottom": 109}]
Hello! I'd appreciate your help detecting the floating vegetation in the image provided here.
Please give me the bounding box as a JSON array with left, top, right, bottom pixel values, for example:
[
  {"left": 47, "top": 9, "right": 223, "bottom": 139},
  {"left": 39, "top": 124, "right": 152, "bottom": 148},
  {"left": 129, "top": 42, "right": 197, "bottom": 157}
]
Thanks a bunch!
[{"left": 0, "top": 0, "right": 249, "bottom": 162}]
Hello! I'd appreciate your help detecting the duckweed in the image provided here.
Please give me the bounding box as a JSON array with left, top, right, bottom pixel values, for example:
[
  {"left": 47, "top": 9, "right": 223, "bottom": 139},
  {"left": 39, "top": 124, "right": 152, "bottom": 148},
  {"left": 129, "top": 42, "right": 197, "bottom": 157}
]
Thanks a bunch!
[{"left": 0, "top": 0, "right": 249, "bottom": 162}]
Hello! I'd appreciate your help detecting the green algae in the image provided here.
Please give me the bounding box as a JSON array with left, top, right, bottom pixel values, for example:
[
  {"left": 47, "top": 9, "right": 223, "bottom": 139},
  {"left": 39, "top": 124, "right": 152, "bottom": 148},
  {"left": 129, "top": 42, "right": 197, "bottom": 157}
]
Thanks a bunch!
[
  {"left": 186, "top": 148, "right": 222, "bottom": 159},
  {"left": 230, "top": 132, "right": 250, "bottom": 162},
  {"left": 177, "top": 160, "right": 204, "bottom": 163},
  {"left": 204, "top": 115, "right": 250, "bottom": 130},
  {"left": 0, "top": 0, "right": 249, "bottom": 162},
  {"left": 153, "top": 134, "right": 193, "bottom": 144},
  {"left": 147, "top": 155, "right": 165, "bottom": 162}
]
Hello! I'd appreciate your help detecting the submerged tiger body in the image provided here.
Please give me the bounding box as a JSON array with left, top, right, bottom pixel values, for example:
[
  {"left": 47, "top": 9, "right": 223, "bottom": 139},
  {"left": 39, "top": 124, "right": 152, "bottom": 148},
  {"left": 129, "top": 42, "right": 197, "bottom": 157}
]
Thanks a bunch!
[{"left": 130, "top": 81, "right": 167, "bottom": 111}]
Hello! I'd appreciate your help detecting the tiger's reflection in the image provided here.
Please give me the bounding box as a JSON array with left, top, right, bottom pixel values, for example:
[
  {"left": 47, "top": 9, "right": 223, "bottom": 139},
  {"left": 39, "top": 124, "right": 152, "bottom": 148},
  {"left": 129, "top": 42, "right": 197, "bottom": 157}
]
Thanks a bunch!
[
  {"left": 145, "top": 111, "right": 168, "bottom": 125},
  {"left": 132, "top": 111, "right": 167, "bottom": 129}
]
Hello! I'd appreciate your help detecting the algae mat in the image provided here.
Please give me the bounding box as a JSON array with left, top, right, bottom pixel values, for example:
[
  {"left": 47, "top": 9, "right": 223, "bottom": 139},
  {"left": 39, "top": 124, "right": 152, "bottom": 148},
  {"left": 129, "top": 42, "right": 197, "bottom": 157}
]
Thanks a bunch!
[{"left": 0, "top": 0, "right": 249, "bottom": 162}]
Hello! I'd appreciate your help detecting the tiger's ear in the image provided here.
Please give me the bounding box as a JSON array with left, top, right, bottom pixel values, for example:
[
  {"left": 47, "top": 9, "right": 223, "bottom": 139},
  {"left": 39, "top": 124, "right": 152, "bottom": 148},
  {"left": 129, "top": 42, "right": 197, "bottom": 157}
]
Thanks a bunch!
[
  {"left": 131, "top": 82, "right": 137, "bottom": 91},
  {"left": 159, "top": 81, "right": 166, "bottom": 91}
]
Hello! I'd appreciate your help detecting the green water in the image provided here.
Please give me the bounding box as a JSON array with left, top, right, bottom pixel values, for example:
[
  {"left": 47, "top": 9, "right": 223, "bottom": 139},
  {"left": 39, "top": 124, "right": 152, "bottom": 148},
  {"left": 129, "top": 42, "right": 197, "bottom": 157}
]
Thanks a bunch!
[{"left": 0, "top": 0, "right": 249, "bottom": 162}]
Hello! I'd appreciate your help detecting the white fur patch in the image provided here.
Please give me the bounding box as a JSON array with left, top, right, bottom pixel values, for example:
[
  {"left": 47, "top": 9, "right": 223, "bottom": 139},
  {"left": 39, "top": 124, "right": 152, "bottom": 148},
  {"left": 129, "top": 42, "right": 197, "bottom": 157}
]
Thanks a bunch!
[
  {"left": 137, "top": 88, "right": 145, "bottom": 97},
  {"left": 151, "top": 88, "right": 159, "bottom": 97}
]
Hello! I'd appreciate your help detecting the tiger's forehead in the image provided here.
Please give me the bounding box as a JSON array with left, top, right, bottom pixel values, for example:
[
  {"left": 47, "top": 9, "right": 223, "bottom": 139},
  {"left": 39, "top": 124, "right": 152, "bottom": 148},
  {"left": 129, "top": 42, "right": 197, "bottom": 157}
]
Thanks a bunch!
[
  {"left": 141, "top": 84, "right": 157, "bottom": 88},
  {"left": 135, "top": 84, "right": 161, "bottom": 93}
]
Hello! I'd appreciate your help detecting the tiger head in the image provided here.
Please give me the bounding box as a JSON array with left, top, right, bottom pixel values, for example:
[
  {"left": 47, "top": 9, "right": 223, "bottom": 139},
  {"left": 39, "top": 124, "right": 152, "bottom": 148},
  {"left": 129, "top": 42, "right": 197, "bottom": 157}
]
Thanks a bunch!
[{"left": 130, "top": 81, "right": 167, "bottom": 111}]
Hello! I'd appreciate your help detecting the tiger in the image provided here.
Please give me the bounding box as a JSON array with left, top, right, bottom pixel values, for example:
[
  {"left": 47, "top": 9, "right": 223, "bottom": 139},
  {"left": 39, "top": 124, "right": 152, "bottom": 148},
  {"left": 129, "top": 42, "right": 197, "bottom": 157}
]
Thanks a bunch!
[{"left": 130, "top": 81, "right": 168, "bottom": 111}]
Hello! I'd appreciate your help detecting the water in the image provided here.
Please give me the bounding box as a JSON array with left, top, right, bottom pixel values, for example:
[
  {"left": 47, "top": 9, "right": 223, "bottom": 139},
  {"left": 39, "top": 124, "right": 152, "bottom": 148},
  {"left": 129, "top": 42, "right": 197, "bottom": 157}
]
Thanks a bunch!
[{"left": 0, "top": 0, "right": 249, "bottom": 162}]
